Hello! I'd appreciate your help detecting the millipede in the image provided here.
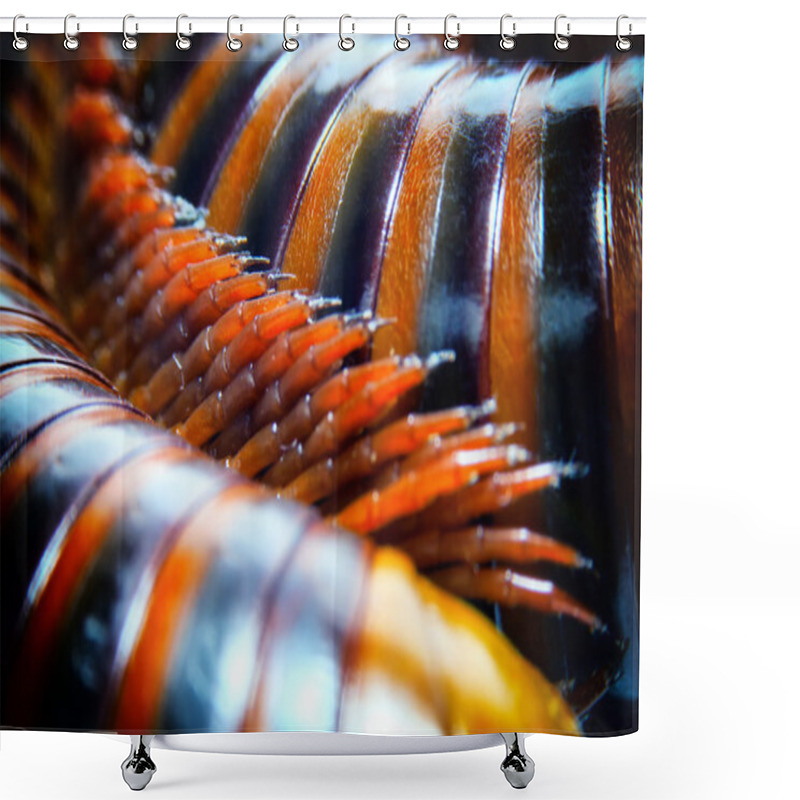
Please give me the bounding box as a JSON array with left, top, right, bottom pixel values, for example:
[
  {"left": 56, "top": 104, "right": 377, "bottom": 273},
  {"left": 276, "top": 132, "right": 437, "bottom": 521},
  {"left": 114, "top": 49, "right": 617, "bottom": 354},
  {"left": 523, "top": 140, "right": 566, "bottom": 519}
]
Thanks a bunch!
[{"left": 0, "top": 31, "right": 642, "bottom": 736}]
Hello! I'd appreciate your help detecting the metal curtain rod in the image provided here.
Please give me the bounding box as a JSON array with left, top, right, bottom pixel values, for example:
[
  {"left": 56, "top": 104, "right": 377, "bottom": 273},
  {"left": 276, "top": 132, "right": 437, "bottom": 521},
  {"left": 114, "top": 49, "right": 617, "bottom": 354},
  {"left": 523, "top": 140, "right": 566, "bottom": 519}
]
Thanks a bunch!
[{"left": 0, "top": 16, "right": 646, "bottom": 36}]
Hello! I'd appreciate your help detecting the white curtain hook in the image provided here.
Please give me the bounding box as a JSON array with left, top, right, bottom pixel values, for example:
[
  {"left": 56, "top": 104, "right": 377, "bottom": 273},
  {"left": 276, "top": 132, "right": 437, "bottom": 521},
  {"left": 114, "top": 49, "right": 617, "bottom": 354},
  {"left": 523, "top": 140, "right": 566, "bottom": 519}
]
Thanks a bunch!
[
  {"left": 64, "top": 13, "right": 79, "bottom": 51},
  {"left": 616, "top": 15, "right": 632, "bottom": 51},
  {"left": 13, "top": 14, "right": 29, "bottom": 51},
  {"left": 444, "top": 14, "right": 460, "bottom": 51},
  {"left": 283, "top": 15, "right": 299, "bottom": 51},
  {"left": 554, "top": 14, "right": 570, "bottom": 51},
  {"left": 227, "top": 15, "right": 243, "bottom": 51},
  {"left": 500, "top": 14, "right": 516, "bottom": 51},
  {"left": 176, "top": 14, "right": 192, "bottom": 51},
  {"left": 339, "top": 14, "right": 355, "bottom": 51},
  {"left": 122, "top": 14, "right": 138, "bottom": 51},
  {"left": 394, "top": 15, "right": 410, "bottom": 51}
]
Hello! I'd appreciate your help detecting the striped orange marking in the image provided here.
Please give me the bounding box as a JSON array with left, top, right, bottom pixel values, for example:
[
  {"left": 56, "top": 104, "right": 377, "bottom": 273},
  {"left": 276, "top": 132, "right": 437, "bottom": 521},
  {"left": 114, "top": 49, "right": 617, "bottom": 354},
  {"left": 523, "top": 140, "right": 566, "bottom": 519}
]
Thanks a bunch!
[
  {"left": 0, "top": 361, "right": 111, "bottom": 400},
  {"left": 206, "top": 46, "right": 331, "bottom": 233},
  {"left": 0, "top": 308, "right": 82, "bottom": 357},
  {"left": 371, "top": 69, "right": 470, "bottom": 359},
  {"left": 489, "top": 68, "right": 553, "bottom": 462},
  {"left": 0, "top": 404, "right": 142, "bottom": 513},
  {"left": 112, "top": 484, "right": 264, "bottom": 731},
  {"left": 149, "top": 39, "right": 237, "bottom": 169},
  {"left": 278, "top": 105, "right": 367, "bottom": 293},
  {"left": 6, "top": 446, "right": 186, "bottom": 724}
]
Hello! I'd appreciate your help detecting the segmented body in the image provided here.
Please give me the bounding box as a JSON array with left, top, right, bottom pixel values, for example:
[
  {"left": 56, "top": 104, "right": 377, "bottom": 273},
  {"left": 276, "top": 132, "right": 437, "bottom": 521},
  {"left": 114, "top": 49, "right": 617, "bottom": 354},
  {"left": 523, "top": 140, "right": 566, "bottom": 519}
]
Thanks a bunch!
[
  {"left": 0, "top": 281, "right": 575, "bottom": 733},
  {"left": 0, "top": 32, "right": 642, "bottom": 733}
]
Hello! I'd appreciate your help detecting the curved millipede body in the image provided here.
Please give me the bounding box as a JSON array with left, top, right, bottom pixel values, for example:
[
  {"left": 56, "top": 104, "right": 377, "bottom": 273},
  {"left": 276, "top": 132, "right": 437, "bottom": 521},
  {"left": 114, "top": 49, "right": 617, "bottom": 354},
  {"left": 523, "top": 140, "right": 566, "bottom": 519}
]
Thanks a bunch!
[
  {"left": 0, "top": 32, "right": 642, "bottom": 733},
  {"left": 0, "top": 264, "right": 576, "bottom": 735}
]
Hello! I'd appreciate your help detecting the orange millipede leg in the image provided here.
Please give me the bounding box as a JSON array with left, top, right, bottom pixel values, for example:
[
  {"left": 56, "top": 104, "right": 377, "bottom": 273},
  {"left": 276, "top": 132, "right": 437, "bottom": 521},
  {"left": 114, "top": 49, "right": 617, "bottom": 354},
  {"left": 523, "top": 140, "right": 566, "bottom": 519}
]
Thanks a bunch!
[
  {"left": 161, "top": 300, "right": 317, "bottom": 428},
  {"left": 111, "top": 255, "right": 249, "bottom": 388},
  {"left": 230, "top": 357, "right": 406, "bottom": 478},
  {"left": 125, "top": 272, "right": 277, "bottom": 391},
  {"left": 397, "top": 526, "right": 592, "bottom": 570},
  {"left": 264, "top": 353, "right": 452, "bottom": 489},
  {"left": 283, "top": 402, "right": 495, "bottom": 505},
  {"left": 413, "top": 462, "right": 587, "bottom": 532},
  {"left": 427, "top": 565, "right": 603, "bottom": 631},
  {"left": 133, "top": 293, "right": 299, "bottom": 417},
  {"left": 174, "top": 314, "right": 351, "bottom": 447},
  {"left": 78, "top": 153, "right": 167, "bottom": 221},
  {"left": 330, "top": 446, "right": 531, "bottom": 536},
  {"left": 138, "top": 254, "right": 252, "bottom": 344},
  {"left": 199, "top": 319, "right": 382, "bottom": 458},
  {"left": 74, "top": 228, "right": 209, "bottom": 337},
  {"left": 375, "top": 419, "right": 520, "bottom": 489}
]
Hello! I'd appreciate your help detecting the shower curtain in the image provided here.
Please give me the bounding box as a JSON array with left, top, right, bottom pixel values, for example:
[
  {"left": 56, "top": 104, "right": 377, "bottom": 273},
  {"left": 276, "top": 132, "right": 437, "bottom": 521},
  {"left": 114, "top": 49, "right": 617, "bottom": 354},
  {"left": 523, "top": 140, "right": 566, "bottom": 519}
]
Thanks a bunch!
[{"left": 0, "top": 28, "right": 643, "bottom": 738}]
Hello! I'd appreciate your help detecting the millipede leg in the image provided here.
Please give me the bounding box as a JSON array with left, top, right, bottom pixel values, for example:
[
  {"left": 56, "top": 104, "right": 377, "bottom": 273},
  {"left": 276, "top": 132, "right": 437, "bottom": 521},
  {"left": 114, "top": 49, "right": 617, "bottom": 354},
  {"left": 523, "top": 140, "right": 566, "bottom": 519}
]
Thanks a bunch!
[
  {"left": 500, "top": 733, "right": 534, "bottom": 789},
  {"left": 121, "top": 735, "right": 156, "bottom": 791}
]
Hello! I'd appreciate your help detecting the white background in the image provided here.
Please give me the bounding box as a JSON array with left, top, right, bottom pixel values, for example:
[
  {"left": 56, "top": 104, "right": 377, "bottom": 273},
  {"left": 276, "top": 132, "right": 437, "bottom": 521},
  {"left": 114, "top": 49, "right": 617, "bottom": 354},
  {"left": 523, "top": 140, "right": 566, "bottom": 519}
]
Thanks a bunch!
[{"left": 2, "top": 0, "right": 799, "bottom": 798}]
